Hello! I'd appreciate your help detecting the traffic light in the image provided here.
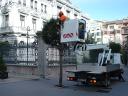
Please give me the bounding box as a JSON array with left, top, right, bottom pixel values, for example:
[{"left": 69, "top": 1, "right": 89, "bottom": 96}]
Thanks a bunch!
[
  {"left": 58, "top": 11, "right": 67, "bottom": 28},
  {"left": 58, "top": 11, "right": 67, "bottom": 22}
]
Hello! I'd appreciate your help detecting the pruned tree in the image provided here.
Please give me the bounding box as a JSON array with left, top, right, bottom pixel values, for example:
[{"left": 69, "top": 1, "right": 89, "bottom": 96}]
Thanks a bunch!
[
  {"left": 122, "top": 36, "right": 128, "bottom": 65},
  {"left": 37, "top": 18, "right": 67, "bottom": 87}
]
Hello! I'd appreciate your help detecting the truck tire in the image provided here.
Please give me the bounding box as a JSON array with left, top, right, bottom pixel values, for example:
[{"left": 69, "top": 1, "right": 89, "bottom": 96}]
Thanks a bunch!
[
  {"left": 104, "top": 78, "right": 110, "bottom": 87},
  {"left": 102, "top": 73, "right": 110, "bottom": 87}
]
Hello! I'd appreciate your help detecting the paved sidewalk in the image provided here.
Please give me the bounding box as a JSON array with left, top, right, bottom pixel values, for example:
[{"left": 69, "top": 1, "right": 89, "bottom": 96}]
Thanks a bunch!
[{"left": 0, "top": 73, "right": 40, "bottom": 84}]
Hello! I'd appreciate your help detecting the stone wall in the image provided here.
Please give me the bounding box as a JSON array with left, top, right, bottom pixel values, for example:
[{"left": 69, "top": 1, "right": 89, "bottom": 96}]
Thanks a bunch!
[
  {"left": 7, "top": 65, "right": 76, "bottom": 78},
  {"left": 7, "top": 65, "right": 38, "bottom": 75}
]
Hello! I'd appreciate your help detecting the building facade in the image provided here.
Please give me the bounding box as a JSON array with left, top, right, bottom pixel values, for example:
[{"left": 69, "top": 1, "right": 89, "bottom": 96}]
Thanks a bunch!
[
  {"left": 102, "top": 19, "right": 128, "bottom": 45},
  {"left": 0, "top": 0, "right": 89, "bottom": 66},
  {"left": 89, "top": 18, "right": 128, "bottom": 45},
  {"left": 88, "top": 20, "right": 103, "bottom": 44}
]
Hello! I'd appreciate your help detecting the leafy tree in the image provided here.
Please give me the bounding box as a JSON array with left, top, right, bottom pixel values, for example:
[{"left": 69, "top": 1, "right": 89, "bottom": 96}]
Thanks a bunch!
[
  {"left": 0, "top": 41, "right": 10, "bottom": 74},
  {"left": 37, "top": 18, "right": 67, "bottom": 87},
  {"left": 121, "top": 49, "right": 127, "bottom": 65},
  {"left": 0, "top": 56, "right": 7, "bottom": 72},
  {"left": 109, "top": 42, "right": 121, "bottom": 53},
  {"left": 0, "top": 41, "right": 10, "bottom": 56},
  {"left": 121, "top": 36, "right": 128, "bottom": 65},
  {"left": 37, "top": 19, "right": 60, "bottom": 47}
]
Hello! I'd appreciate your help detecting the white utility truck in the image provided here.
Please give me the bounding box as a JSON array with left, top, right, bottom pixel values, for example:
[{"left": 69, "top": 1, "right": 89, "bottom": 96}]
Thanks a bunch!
[{"left": 61, "top": 19, "right": 124, "bottom": 87}]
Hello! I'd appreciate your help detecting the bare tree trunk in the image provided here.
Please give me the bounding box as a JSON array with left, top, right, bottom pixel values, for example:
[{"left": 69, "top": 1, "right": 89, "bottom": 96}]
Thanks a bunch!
[{"left": 37, "top": 37, "right": 47, "bottom": 78}]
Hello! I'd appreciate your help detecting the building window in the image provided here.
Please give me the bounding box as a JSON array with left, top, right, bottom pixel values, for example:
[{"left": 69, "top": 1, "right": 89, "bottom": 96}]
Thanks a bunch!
[
  {"left": 20, "top": 15, "right": 25, "bottom": 27},
  {"left": 43, "top": 21, "right": 46, "bottom": 26},
  {"left": 97, "top": 32, "right": 100, "bottom": 36},
  {"left": 32, "top": 18, "right": 36, "bottom": 30},
  {"left": 109, "top": 26, "right": 114, "bottom": 29},
  {"left": 116, "top": 36, "right": 120, "bottom": 43},
  {"left": 110, "top": 31, "right": 114, "bottom": 34},
  {"left": 116, "top": 30, "right": 120, "bottom": 33},
  {"left": 123, "top": 23, "right": 128, "bottom": 26},
  {"left": 118, "top": 25, "right": 121, "bottom": 28},
  {"left": 18, "top": 0, "right": 21, "bottom": 4},
  {"left": 41, "top": 3, "right": 43, "bottom": 12},
  {"left": 5, "top": 15, "right": 9, "bottom": 27},
  {"left": 126, "top": 29, "right": 128, "bottom": 33},
  {"left": 41, "top": 4, "right": 46, "bottom": 13},
  {"left": 44, "top": 5, "right": 47, "bottom": 13},
  {"left": 74, "top": 14, "right": 77, "bottom": 18},
  {"left": 30, "top": 0, "right": 33, "bottom": 9},
  {"left": 104, "top": 31, "right": 107, "bottom": 34},
  {"left": 34, "top": 1, "right": 37, "bottom": 11},
  {"left": 57, "top": 6, "right": 61, "bottom": 14},
  {"left": 66, "top": 10, "right": 70, "bottom": 18},
  {"left": 97, "top": 38, "right": 101, "bottom": 42},
  {"left": 41, "top": 20, "right": 46, "bottom": 28},
  {"left": 91, "top": 33, "right": 94, "bottom": 36},
  {"left": 19, "top": 41, "right": 24, "bottom": 47},
  {"left": 124, "top": 29, "right": 128, "bottom": 34},
  {"left": 23, "top": 0, "right": 26, "bottom": 6}
]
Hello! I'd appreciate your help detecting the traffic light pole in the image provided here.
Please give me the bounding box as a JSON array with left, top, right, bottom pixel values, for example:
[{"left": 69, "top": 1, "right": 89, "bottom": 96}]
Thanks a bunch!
[
  {"left": 57, "top": 24, "right": 64, "bottom": 87},
  {"left": 58, "top": 47, "right": 63, "bottom": 87},
  {"left": 57, "top": 11, "right": 67, "bottom": 87}
]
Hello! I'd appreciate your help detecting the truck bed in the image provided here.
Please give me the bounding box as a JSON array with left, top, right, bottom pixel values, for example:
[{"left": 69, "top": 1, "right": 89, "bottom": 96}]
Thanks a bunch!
[{"left": 67, "top": 64, "right": 121, "bottom": 74}]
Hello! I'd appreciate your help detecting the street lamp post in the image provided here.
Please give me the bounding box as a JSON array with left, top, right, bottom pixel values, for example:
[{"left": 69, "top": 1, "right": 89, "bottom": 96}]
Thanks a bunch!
[{"left": 27, "top": 26, "right": 30, "bottom": 65}]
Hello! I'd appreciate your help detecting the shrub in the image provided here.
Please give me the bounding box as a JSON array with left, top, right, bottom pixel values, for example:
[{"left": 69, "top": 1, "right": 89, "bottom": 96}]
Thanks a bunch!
[{"left": 0, "top": 56, "right": 7, "bottom": 72}]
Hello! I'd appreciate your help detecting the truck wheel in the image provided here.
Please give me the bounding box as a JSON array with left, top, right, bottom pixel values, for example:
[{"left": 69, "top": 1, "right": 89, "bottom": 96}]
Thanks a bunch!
[
  {"left": 104, "top": 78, "right": 110, "bottom": 87},
  {"left": 118, "top": 74, "right": 125, "bottom": 82}
]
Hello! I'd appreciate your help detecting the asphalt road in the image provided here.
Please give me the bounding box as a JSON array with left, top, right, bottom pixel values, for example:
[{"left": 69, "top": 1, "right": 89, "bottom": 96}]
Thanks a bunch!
[{"left": 0, "top": 67, "right": 128, "bottom": 96}]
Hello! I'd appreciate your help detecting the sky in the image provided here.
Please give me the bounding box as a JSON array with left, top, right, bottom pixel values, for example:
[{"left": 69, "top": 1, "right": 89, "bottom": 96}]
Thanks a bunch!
[{"left": 70, "top": 0, "right": 128, "bottom": 21}]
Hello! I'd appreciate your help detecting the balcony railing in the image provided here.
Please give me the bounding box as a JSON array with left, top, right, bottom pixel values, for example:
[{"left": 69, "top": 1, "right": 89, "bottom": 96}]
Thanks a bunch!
[
  {"left": 0, "top": 26, "right": 14, "bottom": 34},
  {"left": 0, "top": 26, "right": 37, "bottom": 35}
]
